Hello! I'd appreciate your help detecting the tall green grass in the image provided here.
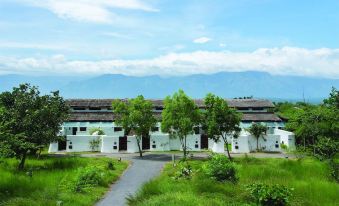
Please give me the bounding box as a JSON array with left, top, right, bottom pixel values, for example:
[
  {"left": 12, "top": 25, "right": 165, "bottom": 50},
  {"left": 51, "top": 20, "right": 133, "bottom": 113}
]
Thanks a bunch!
[
  {"left": 0, "top": 156, "right": 128, "bottom": 206},
  {"left": 129, "top": 157, "right": 339, "bottom": 206}
]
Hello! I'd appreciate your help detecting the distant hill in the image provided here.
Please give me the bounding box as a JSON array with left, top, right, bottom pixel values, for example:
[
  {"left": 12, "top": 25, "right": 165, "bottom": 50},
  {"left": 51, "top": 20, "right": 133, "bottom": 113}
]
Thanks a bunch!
[{"left": 0, "top": 72, "right": 338, "bottom": 102}]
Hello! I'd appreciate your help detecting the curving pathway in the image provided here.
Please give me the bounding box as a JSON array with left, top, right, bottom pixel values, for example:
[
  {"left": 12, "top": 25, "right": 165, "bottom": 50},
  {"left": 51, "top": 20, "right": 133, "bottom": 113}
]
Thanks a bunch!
[{"left": 96, "top": 154, "right": 170, "bottom": 206}]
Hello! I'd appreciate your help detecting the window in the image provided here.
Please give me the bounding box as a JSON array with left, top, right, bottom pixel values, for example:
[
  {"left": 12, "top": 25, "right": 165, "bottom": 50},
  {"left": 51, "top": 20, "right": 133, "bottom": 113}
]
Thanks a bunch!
[
  {"left": 69, "top": 145, "right": 73, "bottom": 149},
  {"left": 151, "top": 127, "right": 159, "bottom": 132},
  {"left": 235, "top": 146, "right": 239, "bottom": 149},
  {"left": 89, "top": 107, "right": 101, "bottom": 110},
  {"left": 113, "top": 146, "right": 117, "bottom": 150},
  {"left": 80, "top": 127, "right": 86, "bottom": 132},
  {"left": 73, "top": 107, "right": 86, "bottom": 110},
  {"left": 152, "top": 145, "right": 156, "bottom": 149},
  {"left": 195, "top": 144, "right": 199, "bottom": 148},
  {"left": 114, "top": 127, "right": 123, "bottom": 132},
  {"left": 275, "top": 144, "right": 279, "bottom": 148}
]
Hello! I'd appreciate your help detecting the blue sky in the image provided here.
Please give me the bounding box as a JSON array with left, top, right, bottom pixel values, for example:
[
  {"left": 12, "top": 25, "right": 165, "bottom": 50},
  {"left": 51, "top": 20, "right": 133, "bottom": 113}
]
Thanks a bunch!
[{"left": 0, "top": 0, "right": 339, "bottom": 78}]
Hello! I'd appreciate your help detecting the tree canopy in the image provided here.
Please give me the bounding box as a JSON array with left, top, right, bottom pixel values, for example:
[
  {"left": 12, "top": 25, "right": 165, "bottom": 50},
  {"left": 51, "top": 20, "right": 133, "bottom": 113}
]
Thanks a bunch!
[
  {"left": 202, "top": 93, "right": 241, "bottom": 160},
  {"left": 161, "top": 90, "right": 201, "bottom": 159},
  {"left": 0, "top": 84, "right": 69, "bottom": 170},
  {"left": 112, "top": 95, "right": 156, "bottom": 157}
]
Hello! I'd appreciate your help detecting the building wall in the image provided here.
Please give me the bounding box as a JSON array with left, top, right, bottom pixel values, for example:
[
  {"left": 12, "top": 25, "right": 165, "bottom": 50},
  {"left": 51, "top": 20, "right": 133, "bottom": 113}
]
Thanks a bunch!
[{"left": 274, "top": 128, "right": 296, "bottom": 150}]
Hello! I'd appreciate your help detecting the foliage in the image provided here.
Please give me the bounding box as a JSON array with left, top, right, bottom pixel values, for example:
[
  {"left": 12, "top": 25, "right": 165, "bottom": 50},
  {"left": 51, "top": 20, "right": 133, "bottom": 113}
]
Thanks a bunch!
[
  {"left": 73, "top": 167, "right": 104, "bottom": 192},
  {"left": 248, "top": 123, "right": 268, "bottom": 151},
  {"left": 174, "top": 162, "right": 193, "bottom": 180},
  {"left": 112, "top": 95, "right": 157, "bottom": 157},
  {"left": 246, "top": 183, "right": 293, "bottom": 206},
  {"left": 0, "top": 156, "right": 128, "bottom": 206},
  {"left": 107, "top": 161, "right": 115, "bottom": 170},
  {"left": 313, "top": 137, "right": 338, "bottom": 160},
  {"left": 202, "top": 93, "right": 241, "bottom": 160},
  {"left": 89, "top": 137, "right": 101, "bottom": 152},
  {"left": 323, "top": 87, "right": 339, "bottom": 109},
  {"left": 0, "top": 84, "right": 69, "bottom": 170},
  {"left": 161, "top": 90, "right": 201, "bottom": 159},
  {"left": 203, "top": 153, "right": 238, "bottom": 183},
  {"left": 89, "top": 128, "right": 105, "bottom": 135},
  {"left": 129, "top": 158, "right": 339, "bottom": 206}
]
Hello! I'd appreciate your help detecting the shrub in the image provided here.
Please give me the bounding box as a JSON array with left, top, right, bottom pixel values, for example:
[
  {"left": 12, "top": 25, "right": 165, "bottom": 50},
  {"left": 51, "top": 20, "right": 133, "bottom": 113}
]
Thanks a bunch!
[
  {"left": 89, "top": 128, "right": 105, "bottom": 135},
  {"left": 89, "top": 137, "right": 101, "bottom": 152},
  {"left": 107, "top": 161, "right": 115, "bottom": 170},
  {"left": 73, "top": 167, "right": 104, "bottom": 192},
  {"left": 204, "top": 154, "right": 238, "bottom": 183},
  {"left": 246, "top": 183, "right": 293, "bottom": 206},
  {"left": 174, "top": 162, "right": 193, "bottom": 180},
  {"left": 314, "top": 137, "right": 338, "bottom": 160}
]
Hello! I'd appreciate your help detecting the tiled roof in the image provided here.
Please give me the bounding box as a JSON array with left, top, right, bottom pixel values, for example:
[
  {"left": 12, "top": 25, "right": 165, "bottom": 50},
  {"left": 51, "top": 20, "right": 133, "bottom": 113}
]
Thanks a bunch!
[
  {"left": 67, "top": 111, "right": 281, "bottom": 122},
  {"left": 66, "top": 98, "right": 274, "bottom": 108}
]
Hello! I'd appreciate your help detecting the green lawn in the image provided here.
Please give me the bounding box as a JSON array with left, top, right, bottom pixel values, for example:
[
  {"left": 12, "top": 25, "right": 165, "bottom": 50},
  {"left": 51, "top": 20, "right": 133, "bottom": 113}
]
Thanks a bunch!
[
  {"left": 0, "top": 156, "right": 128, "bottom": 206},
  {"left": 128, "top": 157, "right": 339, "bottom": 206}
]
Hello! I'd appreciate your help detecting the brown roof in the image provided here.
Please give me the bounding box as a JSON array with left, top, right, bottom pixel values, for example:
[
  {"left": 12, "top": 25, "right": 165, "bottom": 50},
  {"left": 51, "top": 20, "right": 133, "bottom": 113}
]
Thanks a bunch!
[
  {"left": 241, "top": 113, "right": 282, "bottom": 122},
  {"left": 66, "top": 98, "right": 274, "bottom": 109},
  {"left": 67, "top": 111, "right": 281, "bottom": 122}
]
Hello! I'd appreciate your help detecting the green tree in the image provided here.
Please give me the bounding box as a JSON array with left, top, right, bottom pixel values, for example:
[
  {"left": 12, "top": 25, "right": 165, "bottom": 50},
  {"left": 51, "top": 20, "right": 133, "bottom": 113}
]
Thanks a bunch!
[
  {"left": 0, "top": 84, "right": 69, "bottom": 170},
  {"left": 323, "top": 87, "right": 339, "bottom": 109},
  {"left": 248, "top": 123, "right": 267, "bottom": 151},
  {"left": 89, "top": 128, "right": 105, "bottom": 135},
  {"left": 112, "top": 95, "right": 156, "bottom": 157},
  {"left": 161, "top": 90, "right": 201, "bottom": 159},
  {"left": 202, "top": 93, "right": 241, "bottom": 160}
]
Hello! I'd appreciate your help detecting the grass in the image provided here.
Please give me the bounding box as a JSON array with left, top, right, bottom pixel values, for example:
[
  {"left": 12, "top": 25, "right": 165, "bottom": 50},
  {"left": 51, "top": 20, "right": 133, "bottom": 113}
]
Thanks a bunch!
[
  {"left": 0, "top": 155, "right": 128, "bottom": 206},
  {"left": 128, "top": 157, "right": 339, "bottom": 206}
]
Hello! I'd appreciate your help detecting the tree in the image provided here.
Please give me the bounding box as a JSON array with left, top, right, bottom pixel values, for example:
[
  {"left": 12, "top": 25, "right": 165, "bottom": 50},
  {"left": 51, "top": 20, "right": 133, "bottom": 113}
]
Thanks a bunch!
[
  {"left": 323, "top": 87, "right": 339, "bottom": 109},
  {"left": 161, "top": 90, "right": 201, "bottom": 159},
  {"left": 248, "top": 123, "right": 267, "bottom": 151},
  {"left": 112, "top": 95, "right": 156, "bottom": 157},
  {"left": 202, "top": 93, "right": 241, "bottom": 160},
  {"left": 0, "top": 84, "right": 69, "bottom": 170},
  {"left": 89, "top": 128, "right": 105, "bottom": 135}
]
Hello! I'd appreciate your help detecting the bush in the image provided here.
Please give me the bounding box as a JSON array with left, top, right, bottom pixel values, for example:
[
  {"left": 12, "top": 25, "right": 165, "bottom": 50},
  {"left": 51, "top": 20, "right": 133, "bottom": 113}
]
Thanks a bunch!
[
  {"left": 73, "top": 167, "right": 104, "bottom": 192},
  {"left": 107, "top": 161, "right": 115, "bottom": 170},
  {"left": 174, "top": 162, "right": 193, "bottom": 180},
  {"left": 89, "top": 137, "right": 101, "bottom": 152},
  {"left": 204, "top": 154, "right": 238, "bottom": 183},
  {"left": 314, "top": 137, "right": 338, "bottom": 160},
  {"left": 89, "top": 128, "right": 105, "bottom": 135},
  {"left": 246, "top": 183, "right": 293, "bottom": 206}
]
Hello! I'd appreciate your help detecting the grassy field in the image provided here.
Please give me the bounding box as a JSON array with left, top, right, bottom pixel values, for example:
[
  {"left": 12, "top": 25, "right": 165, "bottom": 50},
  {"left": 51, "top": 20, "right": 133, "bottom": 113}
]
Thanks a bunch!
[
  {"left": 0, "top": 156, "right": 128, "bottom": 206},
  {"left": 128, "top": 157, "right": 339, "bottom": 206}
]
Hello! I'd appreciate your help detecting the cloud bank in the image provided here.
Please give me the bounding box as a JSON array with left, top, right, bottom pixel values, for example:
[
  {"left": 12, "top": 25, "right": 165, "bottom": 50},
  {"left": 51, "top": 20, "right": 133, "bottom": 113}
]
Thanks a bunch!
[
  {"left": 20, "top": 0, "right": 158, "bottom": 23},
  {"left": 1, "top": 47, "right": 339, "bottom": 78}
]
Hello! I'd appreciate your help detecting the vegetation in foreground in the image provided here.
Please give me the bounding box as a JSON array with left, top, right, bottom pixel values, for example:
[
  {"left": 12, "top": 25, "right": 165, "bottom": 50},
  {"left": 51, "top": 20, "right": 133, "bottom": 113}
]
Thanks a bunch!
[
  {"left": 0, "top": 156, "right": 128, "bottom": 206},
  {"left": 128, "top": 156, "right": 339, "bottom": 206}
]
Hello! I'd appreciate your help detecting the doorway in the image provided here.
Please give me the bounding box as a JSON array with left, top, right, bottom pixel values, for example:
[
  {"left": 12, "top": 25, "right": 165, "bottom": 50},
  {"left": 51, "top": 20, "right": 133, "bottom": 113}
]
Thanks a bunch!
[
  {"left": 200, "top": 134, "right": 208, "bottom": 149},
  {"left": 119, "top": 136, "right": 127, "bottom": 151},
  {"left": 142, "top": 135, "right": 150, "bottom": 150},
  {"left": 72, "top": 127, "right": 77, "bottom": 135}
]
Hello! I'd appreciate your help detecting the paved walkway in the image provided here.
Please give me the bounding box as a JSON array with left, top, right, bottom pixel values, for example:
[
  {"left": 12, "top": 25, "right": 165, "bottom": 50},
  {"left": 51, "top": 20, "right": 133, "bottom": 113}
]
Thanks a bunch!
[{"left": 96, "top": 154, "right": 171, "bottom": 206}]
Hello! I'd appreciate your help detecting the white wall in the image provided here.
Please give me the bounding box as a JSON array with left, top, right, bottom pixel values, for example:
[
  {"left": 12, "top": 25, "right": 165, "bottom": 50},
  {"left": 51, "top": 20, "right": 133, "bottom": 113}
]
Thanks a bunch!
[
  {"left": 48, "top": 142, "right": 58, "bottom": 153},
  {"left": 150, "top": 134, "right": 170, "bottom": 151},
  {"left": 101, "top": 136, "right": 120, "bottom": 153},
  {"left": 274, "top": 128, "right": 296, "bottom": 150},
  {"left": 67, "top": 135, "right": 102, "bottom": 152}
]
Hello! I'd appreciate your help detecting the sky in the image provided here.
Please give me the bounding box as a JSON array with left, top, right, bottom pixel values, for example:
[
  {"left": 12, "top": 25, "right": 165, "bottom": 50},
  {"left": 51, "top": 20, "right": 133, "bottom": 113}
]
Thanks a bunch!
[{"left": 0, "top": 0, "right": 339, "bottom": 78}]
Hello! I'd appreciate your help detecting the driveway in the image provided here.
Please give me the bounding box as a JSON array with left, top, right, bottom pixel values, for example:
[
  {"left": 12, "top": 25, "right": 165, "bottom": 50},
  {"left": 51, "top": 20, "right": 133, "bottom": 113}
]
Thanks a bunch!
[{"left": 95, "top": 154, "right": 171, "bottom": 206}]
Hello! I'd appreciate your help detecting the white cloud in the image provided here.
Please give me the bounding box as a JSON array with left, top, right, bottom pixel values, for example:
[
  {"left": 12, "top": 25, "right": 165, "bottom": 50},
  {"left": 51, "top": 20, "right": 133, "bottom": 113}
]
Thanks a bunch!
[
  {"left": 193, "top": 37, "right": 211, "bottom": 44},
  {"left": 1, "top": 47, "right": 339, "bottom": 78},
  {"left": 20, "top": 0, "right": 158, "bottom": 23}
]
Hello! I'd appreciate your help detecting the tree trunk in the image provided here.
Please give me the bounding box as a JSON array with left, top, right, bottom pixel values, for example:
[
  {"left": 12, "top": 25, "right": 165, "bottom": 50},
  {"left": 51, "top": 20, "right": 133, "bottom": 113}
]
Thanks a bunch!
[
  {"left": 183, "top": 135, "right": 187, "bottom": 160},
  {"left": 256, "top": 137, "right": 259, "bottom": 151},
  {"left": 136, "top": 137, "right": 143, "bottom": 157},
  {"left": 222, "top": 135, "right": 232, "bottom": 161},
  {"left": 18, "top": 152, "right": 27, "bottom": 170}
]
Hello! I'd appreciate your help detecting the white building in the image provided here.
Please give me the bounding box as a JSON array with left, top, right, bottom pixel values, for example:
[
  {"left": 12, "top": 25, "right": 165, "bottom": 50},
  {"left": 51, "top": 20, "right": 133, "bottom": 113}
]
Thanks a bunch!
[{"left": 49, "top": 99, "right": 295, "bottom": 154}]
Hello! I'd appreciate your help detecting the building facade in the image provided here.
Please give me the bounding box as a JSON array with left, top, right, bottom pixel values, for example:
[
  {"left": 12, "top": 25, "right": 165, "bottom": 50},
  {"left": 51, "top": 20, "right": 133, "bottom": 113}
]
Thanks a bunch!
[{"left": 48, "top": 99, "right": 295, "bottom": 154}]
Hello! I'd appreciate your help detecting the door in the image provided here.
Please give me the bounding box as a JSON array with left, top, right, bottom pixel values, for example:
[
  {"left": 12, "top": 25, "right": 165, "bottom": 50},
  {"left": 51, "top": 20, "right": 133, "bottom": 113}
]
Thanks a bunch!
[
  {"left": 119, "top": 136, "right": 127, "bottom": 151},
  {"left": 72, "top": 127, "right": 77, "bottom": 135},
  {"left": 58, "top": 139, "right": 67, "bottom": 151},
  {"left": 142, "top": 135, "right": 150, "bottom": 150},
  {"left": 200, "top": 134, "right": 208, "bottom": 149}
]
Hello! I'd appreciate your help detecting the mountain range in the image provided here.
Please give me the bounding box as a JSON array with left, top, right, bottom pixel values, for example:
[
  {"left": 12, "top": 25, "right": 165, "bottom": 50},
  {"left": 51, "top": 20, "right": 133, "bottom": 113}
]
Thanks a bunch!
[{"left": 1, "top": 72, "right": 338, "bottom": 103}]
